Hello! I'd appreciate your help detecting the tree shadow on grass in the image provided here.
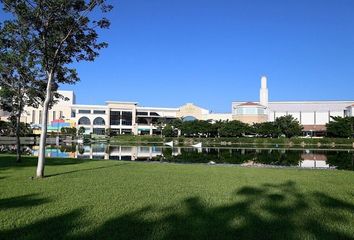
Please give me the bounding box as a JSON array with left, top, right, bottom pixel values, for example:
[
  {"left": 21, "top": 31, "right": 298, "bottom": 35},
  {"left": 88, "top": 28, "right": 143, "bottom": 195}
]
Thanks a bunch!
[
  {"left": 0, "top": 155, "right": 95, "bottom": 169},
  {"left": 0, "top": 194, "right": 51, "bottom": 210},
  {"left": 85, "top": 181, "right": 354, "bottom": 240},
  {"left": 0, "top": 209, "right": 84, "bottom": 240},
  {"left": 2, "top": 181, "right": 354, "bottom": 240},
  {"left": 46, "top": 162, "right": 131, "bottom": 178}
]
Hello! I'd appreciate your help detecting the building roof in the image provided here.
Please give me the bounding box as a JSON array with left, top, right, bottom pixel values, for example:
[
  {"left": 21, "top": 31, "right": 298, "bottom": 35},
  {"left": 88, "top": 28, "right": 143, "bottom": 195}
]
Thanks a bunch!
[
  {"left": 301, "top": 154, "right": 327, "bottom": 161},
  {"left": 105, "top": 101, "right": 138, "bottom": 105},
  {"left": 302, "top": 125, "right": 327, "bottom": 132},
  {"left": 237, "top": 102, "right": 263, "bottom": 107},
  {"left": 137, "top": 106, "right": 179, "bottom": 111}
]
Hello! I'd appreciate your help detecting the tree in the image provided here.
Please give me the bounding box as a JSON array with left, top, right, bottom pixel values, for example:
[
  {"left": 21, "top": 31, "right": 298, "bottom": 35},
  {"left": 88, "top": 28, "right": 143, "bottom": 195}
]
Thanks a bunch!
[
  {"left": 253, "top": 122, "right": 280, "bottom": 138},
  {"left": 219, "top": 120, "right": 251, "bottom": 137},
  {"left": 211, "top": 120, "right": 225, "bottom": 138},
  {"left": 78, "top": 127, "right": 86, "bottom": 136},
  {"left": 154, "top": 117, "right": 167, "bottom": 137},
  {"left": 1, "top": 0, "right": 113, "bottom": 177},
  {"left": 169, "top": 118, "right": 183, "bottom": 136},
  {"left": 60, "top": 127, "right": 77, "bottom": 136},
  {"left": 0, "top": 120, "right": 11, "bottom": 136},
  {"left": 0, "top": 19, "right": 43, "bottom": 163},
  {"left": 326, "top": 116, "right": 354, "bottom": 138},
  {"left": 162, "top": 125, "right": 176, "bottom": 137},
  {"left": 274, "top": 115, "right": 303, "bottom": 138}
]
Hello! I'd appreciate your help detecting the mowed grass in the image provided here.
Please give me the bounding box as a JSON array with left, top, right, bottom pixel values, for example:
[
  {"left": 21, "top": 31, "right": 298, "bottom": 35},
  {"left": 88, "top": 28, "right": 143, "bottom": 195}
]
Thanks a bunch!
[{"left": 0, "top": 155, "right": 354, "bottom": 240}]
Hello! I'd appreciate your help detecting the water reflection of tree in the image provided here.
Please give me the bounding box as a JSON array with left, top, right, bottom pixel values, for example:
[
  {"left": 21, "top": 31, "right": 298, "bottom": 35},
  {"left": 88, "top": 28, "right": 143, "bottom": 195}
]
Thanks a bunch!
[
  {"left": 158, "top": 148, "right": 304, "bottom": 166},
  {"left": 326, "top": 151, "right": 354, "bottom": 171},
  {"left": 256, "top": 150, "right": 301, "bottom": 166},
  {"left": 219, "top": 149, "right": 255, "bottom": 164},
  {"left": 78, "top": 145, "right": 85, "bottom": 155},
  {"left": 59, "top": 144, "right": 77, "bottom": 153}
]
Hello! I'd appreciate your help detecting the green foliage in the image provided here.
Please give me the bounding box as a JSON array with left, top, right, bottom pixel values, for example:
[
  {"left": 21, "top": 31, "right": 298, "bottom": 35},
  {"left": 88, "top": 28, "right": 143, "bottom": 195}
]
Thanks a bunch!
[
  {"left": 170, "top": 119, "right": 183, "bottom": 129},
  {"left": 162, "top": 125, "right": 176, "bottom": 137},
  {"left": 105, "top": 128, "right": 113, "bottom": 137},
  {"left": 326, "top": 117, "right": 354, "bottom": 138},
  {"left": 274, "top": 115, "right": 303, "bottom": 138},
  {"left": 60, "top": 127, "right": 77, "bottom": 136},
  {"left": 219, "top": 120, "right": 251, "bottom": 137},
  {"left": 0, "top": 120, "right": 11, "bottom": 136},
  {"left": 0, "top": 120, "right": 31, "bottom": 136},
  {"left": 180, "top": 120, "right": 216, "bottom": 137},
  {"left": 253, "top": 122, "right": 280, "bottom": 138},
  {"left": 77, "top": 127, "right": 86, "bottom": 136}
]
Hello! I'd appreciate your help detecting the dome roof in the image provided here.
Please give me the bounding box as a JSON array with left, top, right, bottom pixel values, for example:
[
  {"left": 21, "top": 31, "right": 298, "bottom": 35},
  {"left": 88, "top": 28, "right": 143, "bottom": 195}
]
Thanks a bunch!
[{"left": 237, "top": 102, "right": 263, "bottom": 107}]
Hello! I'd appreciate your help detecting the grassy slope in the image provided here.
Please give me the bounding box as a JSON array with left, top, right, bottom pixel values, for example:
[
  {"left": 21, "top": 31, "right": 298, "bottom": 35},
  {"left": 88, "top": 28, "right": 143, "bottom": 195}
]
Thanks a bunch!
[{"left": 0, "top": 155, "right": 354, "bottom": 240}]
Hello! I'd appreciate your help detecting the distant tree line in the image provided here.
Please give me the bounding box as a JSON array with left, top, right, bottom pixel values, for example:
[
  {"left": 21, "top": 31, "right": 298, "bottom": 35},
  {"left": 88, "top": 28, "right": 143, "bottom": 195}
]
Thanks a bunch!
[{"left": 162, "top": 115, "right": 304, "bottom": 138}]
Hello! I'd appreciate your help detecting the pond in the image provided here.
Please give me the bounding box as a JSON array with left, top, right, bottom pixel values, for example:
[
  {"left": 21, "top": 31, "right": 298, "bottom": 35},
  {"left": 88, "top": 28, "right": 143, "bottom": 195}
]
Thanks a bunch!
[{"left": 14, "top": 144, "right": 354, "bottom": 171}]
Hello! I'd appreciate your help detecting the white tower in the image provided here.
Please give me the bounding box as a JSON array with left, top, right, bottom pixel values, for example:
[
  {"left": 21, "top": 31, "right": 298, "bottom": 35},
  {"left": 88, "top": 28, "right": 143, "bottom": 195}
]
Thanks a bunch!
[{"left": 260, "top": 76, "right": 268, "bottom": 107}]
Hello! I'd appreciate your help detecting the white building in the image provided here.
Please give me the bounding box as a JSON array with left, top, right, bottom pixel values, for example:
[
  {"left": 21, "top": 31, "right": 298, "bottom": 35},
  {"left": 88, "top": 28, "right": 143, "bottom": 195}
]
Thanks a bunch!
[
  {"left": 232, "top": 76, "right": 354, "bottom": 135},
  {"left": 1, "top": 76, "right": 352, "bottom": 136},
  {"left": 16, "top": 91, "right": 231, "bottom": 135}
]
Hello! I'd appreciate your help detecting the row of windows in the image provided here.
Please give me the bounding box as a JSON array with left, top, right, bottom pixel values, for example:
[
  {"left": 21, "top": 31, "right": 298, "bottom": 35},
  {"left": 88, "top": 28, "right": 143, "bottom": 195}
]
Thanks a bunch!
[
  {"left": 110, "top": 111, "right": 133, "bottom": 126},
  {"left": 31, "top": 110, "right": 63, "bottom": 124},
  {"left": 235, "top": 107, "right": 265, "bottom": 115},
  {"left": 136, "top": 111, "right": 160, "bottom": 116},
  {"left": 77, "top": 109, "right": 106, "bottom": 114},
  {"left": 78, "top": 117, "right": 106, "bottom": 126},
  {"left": 91, "top": 128, "right": 132, "bottom": 135}
]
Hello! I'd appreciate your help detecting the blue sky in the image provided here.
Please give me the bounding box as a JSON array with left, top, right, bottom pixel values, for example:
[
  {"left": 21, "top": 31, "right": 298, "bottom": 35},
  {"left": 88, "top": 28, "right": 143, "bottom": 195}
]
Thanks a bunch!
[{"left": 2, "top": 0, "right": 354, "bottom": 112}]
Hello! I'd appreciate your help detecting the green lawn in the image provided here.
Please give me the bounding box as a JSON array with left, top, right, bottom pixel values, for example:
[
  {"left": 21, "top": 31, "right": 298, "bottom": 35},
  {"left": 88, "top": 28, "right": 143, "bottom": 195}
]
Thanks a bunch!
[{"left": 1, "top": 155, "right": 354, "bottom": 240}]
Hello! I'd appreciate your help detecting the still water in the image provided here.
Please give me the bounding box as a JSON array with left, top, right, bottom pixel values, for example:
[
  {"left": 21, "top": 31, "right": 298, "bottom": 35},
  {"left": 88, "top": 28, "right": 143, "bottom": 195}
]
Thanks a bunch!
[{"left": 26, "top": 144, "right": 354, "bottom": 171}]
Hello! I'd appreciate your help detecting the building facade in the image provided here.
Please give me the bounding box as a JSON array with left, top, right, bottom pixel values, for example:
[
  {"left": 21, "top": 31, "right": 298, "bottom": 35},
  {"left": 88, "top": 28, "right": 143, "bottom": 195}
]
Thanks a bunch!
[
  {"left": 232, "top": 76, "right": 354, "bottom": 135},
  {"left": 17, "top": 92, "right": 231, "bottom": 135},
  {"left": 1, "top": 76, "right": 352, "bottom": 136}
]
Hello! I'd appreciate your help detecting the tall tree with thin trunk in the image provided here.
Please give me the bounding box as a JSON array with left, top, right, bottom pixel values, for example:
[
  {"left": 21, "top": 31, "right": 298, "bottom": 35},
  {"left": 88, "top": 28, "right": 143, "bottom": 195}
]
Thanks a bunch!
[
  {"left": 1, "top": 0, "right": 112, "bottom": 177},
  {"left": 0, "top": 20, "right": 43, "bottom": 163}
]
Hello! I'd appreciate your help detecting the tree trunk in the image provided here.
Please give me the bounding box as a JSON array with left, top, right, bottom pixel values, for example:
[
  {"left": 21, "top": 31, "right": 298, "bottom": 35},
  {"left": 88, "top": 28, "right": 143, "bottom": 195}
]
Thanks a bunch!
[
  {"left": 16, "top": 87, "right": 23, "bottom": 163},
  {"left": 36, "top": 72, "right": 53, "bottom": 178},
  {"left": 15, "top": 107, "right": 22, "bottom": 163}
]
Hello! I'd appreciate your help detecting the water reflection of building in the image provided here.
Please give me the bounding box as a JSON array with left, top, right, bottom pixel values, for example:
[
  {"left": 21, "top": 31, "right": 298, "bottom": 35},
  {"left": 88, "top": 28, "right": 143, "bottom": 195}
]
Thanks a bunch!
[
  {"left": 300, "top": 153, "right": 331, "bottom": 169},
  {"left": 31, "top": 145, "right": 76, "bottom": 158},
  {"left": 76, "top": 145, "right": 182, "bottom": 161}
]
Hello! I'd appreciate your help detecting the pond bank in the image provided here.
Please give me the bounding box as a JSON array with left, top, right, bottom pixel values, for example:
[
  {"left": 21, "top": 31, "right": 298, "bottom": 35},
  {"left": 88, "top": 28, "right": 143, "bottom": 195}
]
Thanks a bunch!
[{"left": 103, "top": 136, "right": 354, "bottom": 148}]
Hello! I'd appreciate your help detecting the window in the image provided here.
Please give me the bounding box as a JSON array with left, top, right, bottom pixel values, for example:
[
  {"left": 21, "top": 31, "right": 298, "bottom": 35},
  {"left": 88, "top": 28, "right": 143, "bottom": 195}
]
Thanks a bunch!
[
  {"left": 39, "top": 111, "right": 42, "bottom": 124},
  {"left": 59, "top": 111, "right": 63, "bottom": 118},
  {"left": 93, "top": 128, "right": 105, "bottom": 135},
  {"left": 110, "top": 111, "right": 121, "bottom": 125},
  {"left": 137, "top": 117, "right": 149, "bottom": 125},
  {"left": 183, "top": 116, "right": 197, "bottom": 122},
  {"left": 93, "top": 110, "right": 106, "bottom": 114},
  {"left": 32, "top": 110, "right": 35, "bottom": 123},
  {"left": 121, "top": 129, "right": 132, "bottom": 135},
  {"left": 71, "top": 110, "right": 76, "bottom": 118},
  {"left": 137, "top": 111, "right": 148, "bottom": 116},
  {"left": 150, "top": 112, "right": 160, "bottom": 116},
  {"left": 236, "top": 107, "right": 265, "bottom": 115},
  {"left": 53, "top": 111, "right": 56, "bottom": 121},
  {"left": 78, "top": 109, "right": 91, "bottom": 114},
  {"left": 122, "top": 111, "right": 132, "bottom": 126},
  {"left": 344, "top": 110, "right": 349, "bottom": 117},
  {"left": 93, "top": 117, "right": 105, "bottom": 125},
  {"left": 78, "top": 117, "right": 91, "bottom": 125}
]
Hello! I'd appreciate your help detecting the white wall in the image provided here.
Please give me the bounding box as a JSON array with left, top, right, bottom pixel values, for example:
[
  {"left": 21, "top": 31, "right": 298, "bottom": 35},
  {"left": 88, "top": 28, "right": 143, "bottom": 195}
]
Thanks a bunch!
[{"left": 316, "top": 112, "right": 329, "bottom": 125}]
